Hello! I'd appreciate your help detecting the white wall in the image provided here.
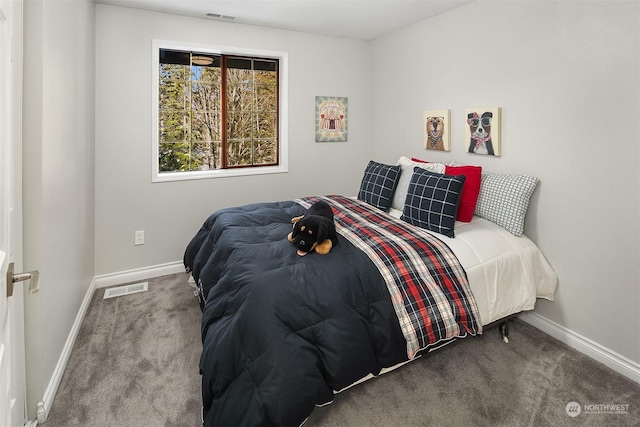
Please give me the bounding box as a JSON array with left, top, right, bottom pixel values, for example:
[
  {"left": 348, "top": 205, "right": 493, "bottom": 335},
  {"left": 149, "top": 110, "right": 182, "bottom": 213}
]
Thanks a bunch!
[
  {"left": 95, "top": 5, "right": 372, "bottom": 275},
  {"left": 370, "top": 0, "right": 640, "bottom": 364},
  {"left": 22, "top": 0, "right": 96, "bottom": 419}
]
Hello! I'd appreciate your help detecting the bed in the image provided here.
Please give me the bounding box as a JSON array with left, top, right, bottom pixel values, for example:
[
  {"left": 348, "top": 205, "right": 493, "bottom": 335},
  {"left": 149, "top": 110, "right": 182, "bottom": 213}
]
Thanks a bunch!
[{"left": 183, "top": 157, "right": 558, "bottom": 426}]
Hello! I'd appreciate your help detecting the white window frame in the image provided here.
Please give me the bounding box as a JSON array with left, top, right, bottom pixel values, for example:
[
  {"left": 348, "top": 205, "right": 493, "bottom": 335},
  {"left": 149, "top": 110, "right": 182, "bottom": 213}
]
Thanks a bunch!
[{"left": 151, "top": 39, "right": 289, "bottom": 182}]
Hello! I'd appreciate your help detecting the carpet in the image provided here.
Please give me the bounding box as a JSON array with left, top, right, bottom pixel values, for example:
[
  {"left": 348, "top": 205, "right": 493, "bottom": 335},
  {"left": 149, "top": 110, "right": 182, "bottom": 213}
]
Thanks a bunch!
[
  {"left": 45, "top": 273, "right": 640, "bottom": 426},
  {"left": 45, "top": 273, "right": 202, "bottom": 427}
]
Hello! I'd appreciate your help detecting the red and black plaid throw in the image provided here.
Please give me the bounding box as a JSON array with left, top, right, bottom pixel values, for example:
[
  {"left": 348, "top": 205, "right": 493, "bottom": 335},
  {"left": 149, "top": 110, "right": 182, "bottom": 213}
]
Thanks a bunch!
[{"left": 296, "top": 195, "right": 482, "bottom": 358}]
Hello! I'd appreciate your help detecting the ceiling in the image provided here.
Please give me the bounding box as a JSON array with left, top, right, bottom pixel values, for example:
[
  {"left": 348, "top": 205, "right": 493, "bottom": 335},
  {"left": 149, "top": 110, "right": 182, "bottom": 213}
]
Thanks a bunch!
[{"left": 96, "top": 0, "right": 475, "bottom": 40}]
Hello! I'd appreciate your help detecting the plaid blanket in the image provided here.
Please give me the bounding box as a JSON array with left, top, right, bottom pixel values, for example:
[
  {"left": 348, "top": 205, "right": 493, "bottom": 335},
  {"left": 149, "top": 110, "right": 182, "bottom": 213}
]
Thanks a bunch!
[{"left": 296, "top": 195, "right": 482, "bottom": 358}]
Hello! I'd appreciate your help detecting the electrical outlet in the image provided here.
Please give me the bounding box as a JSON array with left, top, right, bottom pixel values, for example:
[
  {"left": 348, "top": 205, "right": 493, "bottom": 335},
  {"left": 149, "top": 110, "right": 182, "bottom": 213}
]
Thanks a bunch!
[{"left": 134, "top": 230, "right": 144, "bottom": 246}]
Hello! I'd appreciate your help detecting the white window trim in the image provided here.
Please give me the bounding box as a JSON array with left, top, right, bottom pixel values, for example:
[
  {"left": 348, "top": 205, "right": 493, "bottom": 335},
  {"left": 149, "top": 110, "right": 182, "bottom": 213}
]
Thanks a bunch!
[{"left": 151, "top": 39, "right": 288, "bottom": 183}]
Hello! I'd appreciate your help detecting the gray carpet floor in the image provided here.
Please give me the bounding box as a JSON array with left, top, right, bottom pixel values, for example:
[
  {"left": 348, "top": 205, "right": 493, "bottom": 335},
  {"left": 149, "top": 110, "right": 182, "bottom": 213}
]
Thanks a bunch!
[{"left": 46, "top": 273, "right": 640, "bottom": 427}]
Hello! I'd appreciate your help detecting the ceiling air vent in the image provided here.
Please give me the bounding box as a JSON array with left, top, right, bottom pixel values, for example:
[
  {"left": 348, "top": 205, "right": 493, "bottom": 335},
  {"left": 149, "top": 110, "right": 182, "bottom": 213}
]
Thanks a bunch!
[
  {"left": 206, "top": 12, "right": 238, "bottom": 21},
  {"left": 103, "top": 282, "right": 148, "bottom": 299}
]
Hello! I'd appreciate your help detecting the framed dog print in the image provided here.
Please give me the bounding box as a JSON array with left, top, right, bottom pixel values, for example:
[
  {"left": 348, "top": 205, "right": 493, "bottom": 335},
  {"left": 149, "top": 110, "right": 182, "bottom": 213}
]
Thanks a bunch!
[
  {"left": 465, "top": 107, "right": 501, "bottom": 156},
  {"left": 315, "top": 96, "right": 348, "bottom": 142},
  {"left": 423, "top": 109, "right": 450, "bottom": 151}
]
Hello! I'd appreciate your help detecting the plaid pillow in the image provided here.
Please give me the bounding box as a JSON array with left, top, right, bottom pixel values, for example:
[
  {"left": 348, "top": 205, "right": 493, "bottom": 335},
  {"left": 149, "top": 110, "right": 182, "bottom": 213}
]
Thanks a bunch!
[
  {"left": 401, "top": 168, "right": 466, "bottom": 238},
  {"left": 357, "top": 161, "right": 401, "bottom": 212},
  {"left": 474, "top": 173, "right": 539, "bottom": 237}
]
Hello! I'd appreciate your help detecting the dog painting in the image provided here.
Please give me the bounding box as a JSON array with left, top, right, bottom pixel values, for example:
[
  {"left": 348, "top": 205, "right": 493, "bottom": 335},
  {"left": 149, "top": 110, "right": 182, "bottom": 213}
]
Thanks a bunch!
[
  {"left": 423, "top": 109, "right": 450, "bottom": 151},
  {"left": 465, "top": 107, "right": 501, "bottom": 156}
]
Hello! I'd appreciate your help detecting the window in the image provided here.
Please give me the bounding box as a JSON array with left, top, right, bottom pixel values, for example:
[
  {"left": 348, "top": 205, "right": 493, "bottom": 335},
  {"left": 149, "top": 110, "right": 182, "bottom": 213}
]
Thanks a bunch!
[{"left": 152, "top": 41, "right": 288, "bottom": 182}]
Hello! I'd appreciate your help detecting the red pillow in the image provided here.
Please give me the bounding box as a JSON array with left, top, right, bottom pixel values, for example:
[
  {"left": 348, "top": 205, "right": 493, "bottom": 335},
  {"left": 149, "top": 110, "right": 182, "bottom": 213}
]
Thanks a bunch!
[
  {"left": 444, "top": 165, "right": 482, "bottom": 222},
  {"left": 411, "top": 157, "right": 429, "bottom": 163}
]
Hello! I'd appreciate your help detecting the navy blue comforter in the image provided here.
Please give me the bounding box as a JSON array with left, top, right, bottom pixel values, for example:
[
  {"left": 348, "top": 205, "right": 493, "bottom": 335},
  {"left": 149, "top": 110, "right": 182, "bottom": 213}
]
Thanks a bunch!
[
  {"left": 184, "top": 199, "right": 406, "bottom": 426},
  {"left": 183, "top": 197, "right": 480, "bottom": 426}
]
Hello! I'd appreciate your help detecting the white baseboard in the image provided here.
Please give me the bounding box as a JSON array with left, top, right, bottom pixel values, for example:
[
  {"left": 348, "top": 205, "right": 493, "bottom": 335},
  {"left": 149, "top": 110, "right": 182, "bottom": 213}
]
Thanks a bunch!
[
  {"left": 519, "top": 312, "right": 640, "bottom": 384},
  {"left": 39, "top": 261, "right": 186, "bottom": 423},
  {"left": 39, "top": 275, "right": 97, "bottom": 423},
  {"left": 94, "top": 260, "right": 185, "bottom": 288}
]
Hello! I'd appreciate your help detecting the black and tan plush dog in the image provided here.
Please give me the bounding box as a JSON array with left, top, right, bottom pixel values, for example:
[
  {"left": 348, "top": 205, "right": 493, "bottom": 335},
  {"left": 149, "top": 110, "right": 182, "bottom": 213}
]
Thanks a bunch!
[{"left": 287, "top": 200, "right": 338, "bottom": 256}]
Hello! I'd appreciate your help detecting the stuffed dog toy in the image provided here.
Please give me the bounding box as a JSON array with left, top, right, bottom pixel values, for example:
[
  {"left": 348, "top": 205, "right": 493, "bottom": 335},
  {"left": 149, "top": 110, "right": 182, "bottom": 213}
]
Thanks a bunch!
[
  {"left": 287, "top": 200, "right": 337, "bottom": 256},
  {"left": 467, "top": 111, "right": 495, "bottom": 155}
]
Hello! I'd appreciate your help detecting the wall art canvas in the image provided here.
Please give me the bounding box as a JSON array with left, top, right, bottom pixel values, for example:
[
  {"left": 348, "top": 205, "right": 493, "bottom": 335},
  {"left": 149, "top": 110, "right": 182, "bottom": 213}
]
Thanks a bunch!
[
  {"left": 423, "top": 109, "right": 450, "bottom": 151},
  {"left": 465, "top": 107, "right": 501, "bottom": 156},
  {"left": 315, "top": 96, "right": 348, "bottom": 142}
]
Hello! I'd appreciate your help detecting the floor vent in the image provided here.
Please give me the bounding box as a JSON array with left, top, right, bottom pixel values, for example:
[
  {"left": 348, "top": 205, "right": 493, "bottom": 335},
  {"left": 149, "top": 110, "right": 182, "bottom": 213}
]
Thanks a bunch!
[
  {"left": 205, "top": 12, "right": 238, "bottom": 21},
  {"left": 103, "top": 282, "right": 148, "bottom": 299}
]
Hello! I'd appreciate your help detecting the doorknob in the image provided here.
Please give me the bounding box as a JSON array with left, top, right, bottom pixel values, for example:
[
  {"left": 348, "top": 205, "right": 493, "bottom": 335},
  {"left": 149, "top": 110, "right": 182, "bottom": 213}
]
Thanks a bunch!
[{"left": 6, "top": 262, "right": 40, "bottom": 298}]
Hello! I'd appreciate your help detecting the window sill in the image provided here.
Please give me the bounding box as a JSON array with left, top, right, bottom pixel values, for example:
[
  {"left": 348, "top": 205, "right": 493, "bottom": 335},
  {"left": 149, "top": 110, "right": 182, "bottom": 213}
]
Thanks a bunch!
[{"left": 152, "top": 164, "right": 288, "bottom": 183}]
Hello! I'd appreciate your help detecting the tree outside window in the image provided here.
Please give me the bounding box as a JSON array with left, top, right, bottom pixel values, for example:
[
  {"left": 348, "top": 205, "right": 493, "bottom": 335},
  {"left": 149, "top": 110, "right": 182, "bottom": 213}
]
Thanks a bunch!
[{"left": 158, "top": 49, "right": 279, "bottom": 174}]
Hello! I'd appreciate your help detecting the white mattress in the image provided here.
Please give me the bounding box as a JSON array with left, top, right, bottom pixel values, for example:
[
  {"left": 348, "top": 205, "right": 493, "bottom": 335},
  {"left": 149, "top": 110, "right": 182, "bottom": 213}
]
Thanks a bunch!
[{"left": 387, "top": 208, "right": 558, "bottom": 326}]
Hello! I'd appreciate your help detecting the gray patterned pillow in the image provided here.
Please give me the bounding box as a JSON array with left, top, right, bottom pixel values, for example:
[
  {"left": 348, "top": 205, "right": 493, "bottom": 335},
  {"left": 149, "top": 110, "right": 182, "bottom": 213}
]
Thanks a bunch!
[{"left": 474, "top": 173, "right": 539, "bottom": 236}]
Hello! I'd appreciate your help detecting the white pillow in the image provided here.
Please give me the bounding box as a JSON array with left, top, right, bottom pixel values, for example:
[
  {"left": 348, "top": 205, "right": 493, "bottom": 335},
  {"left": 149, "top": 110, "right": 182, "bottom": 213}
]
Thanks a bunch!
[{"left": 391, "top": 156, "right": 446, "bottom": 211}]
